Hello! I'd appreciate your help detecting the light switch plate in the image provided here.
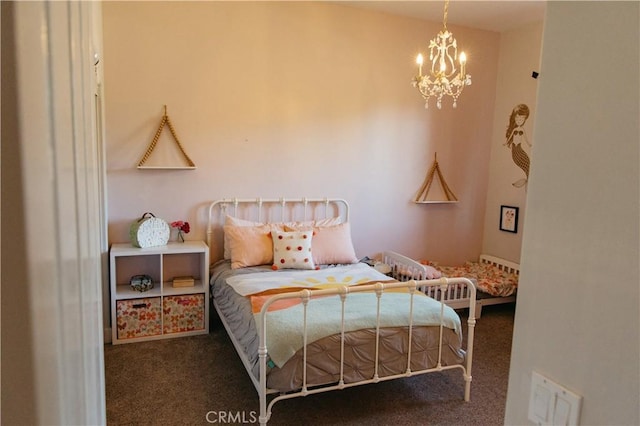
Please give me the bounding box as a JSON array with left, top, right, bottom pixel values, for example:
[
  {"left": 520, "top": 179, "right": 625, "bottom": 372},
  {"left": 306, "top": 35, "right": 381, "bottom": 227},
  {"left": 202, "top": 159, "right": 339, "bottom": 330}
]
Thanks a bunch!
[
  {"left": 528, "top": 371, "right": 582, "bottom": 426},
  {"left": 533, "top": 384, "right": 552, "bottom": 421}
]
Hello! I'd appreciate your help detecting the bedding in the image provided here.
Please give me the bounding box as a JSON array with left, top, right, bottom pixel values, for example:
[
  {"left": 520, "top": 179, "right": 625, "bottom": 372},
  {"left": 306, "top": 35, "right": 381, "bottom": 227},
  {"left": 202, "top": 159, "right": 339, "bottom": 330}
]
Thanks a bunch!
[
  {"left": 210, "top": 260, "right": 465, "bottom": 392},
  {"left": 427, "top": 261, "right": 518, "bottom": 297}
]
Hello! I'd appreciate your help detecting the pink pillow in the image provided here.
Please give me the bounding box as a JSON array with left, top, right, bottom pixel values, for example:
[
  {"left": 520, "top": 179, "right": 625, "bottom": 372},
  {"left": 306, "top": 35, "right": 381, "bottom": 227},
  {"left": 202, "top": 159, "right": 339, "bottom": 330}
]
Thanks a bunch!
[
  {"left": 271, "top": 230, "right": 316, "bottom": 270},
  {"left": 418, "top": 260, "right": 443, "bottom": 279},
  {"left": 286, "top": 222, "right": 357, "bottom": 265},
  {"left": 278, "top": 217, "right": 341, "bottom": 229},
  {"left": 224, "top": 216, "right": 286, "bottom": 260},
  {"left": 423, "top": 265, "right": 442, "bottom": 279},
  {"left": 223, "top": 215, "right": 343, "bottom": 261},
  {"left": 224, "top": 224, "right": 274, "bottom": 269},
  {"left": 223, "top": 216, "right": 263, "bottom": 260},
  {"left": 313, "top": 217, "right": 342, "bottom": 227},
  {"left": 225, "top": 215, "right": 262, "bottom": 227}
]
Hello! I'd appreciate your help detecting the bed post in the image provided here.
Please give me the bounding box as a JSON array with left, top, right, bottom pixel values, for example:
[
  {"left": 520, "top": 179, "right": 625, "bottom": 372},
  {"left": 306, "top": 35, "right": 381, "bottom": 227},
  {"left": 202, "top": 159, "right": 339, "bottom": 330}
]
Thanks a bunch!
[
  {"left": 258, "top": 313, "right": 268, "bottom": 425},
  {"left": 206, "top": 201, "right": 216, "bottom": 250},
  {"left": 464, "top": 279, "right": 476, "bottom": 401}
]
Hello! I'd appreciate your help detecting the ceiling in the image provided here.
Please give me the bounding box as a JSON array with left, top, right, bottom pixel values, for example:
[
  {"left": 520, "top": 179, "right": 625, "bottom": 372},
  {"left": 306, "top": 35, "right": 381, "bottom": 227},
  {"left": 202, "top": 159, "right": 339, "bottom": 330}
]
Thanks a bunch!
[{"left": 337, "top": 1, "right": 547, "bottom": 33}]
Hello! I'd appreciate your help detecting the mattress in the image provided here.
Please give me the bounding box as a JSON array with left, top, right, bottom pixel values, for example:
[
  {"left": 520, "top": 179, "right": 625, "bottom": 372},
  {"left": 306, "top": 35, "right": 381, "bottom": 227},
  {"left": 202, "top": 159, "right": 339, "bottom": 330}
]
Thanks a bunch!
[{"left": 210, "top": 260, "right": 466, "bottom": 392}]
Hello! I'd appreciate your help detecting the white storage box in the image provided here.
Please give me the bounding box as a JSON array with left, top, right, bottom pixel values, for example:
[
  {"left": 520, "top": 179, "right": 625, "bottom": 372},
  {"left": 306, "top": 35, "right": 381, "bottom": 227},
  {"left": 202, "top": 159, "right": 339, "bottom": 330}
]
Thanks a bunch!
[{"left": 129, "top": 212, "right": 170, "bottom": 248}]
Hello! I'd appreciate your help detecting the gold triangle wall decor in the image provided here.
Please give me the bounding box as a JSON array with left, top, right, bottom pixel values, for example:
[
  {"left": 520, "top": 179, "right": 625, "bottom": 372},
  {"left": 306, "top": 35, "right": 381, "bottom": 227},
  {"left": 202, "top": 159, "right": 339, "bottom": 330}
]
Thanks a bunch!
[
  {"left": 414, "top": 153, "right": 458, "bottom": 203},
  {"left": 137, "top": 105, "right": 196, "bottom": 169}
]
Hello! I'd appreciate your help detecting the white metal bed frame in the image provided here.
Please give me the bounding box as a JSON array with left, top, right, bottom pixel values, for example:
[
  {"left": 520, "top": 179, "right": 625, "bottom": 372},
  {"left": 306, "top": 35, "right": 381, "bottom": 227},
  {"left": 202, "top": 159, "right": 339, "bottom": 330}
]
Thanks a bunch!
[{"left": 207, "top": 198, "right": 477, "bottom": 424}]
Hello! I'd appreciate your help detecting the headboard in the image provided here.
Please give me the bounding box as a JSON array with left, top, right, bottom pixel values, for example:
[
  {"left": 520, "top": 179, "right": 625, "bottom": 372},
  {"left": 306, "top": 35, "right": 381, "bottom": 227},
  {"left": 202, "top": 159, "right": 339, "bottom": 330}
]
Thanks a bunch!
[
  {"left": 479, "top": 254, "right": 520, "bottom": 275},
  {"left": 206, "top": 197, "right": 349, "bottom": 262}
]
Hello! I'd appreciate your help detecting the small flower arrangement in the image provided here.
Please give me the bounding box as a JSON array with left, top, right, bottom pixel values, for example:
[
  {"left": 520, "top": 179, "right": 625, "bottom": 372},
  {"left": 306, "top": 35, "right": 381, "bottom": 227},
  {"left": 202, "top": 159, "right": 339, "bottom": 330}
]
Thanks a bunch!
[{"left": 171, "top": 220, "right": 190, "bottom": 242}]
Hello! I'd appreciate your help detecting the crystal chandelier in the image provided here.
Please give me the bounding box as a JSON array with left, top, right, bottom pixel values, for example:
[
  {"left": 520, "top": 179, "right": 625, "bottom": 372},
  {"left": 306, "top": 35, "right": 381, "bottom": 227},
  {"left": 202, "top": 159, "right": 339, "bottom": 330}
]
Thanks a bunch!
[{"left": 412, "top": 0, "right": 471, "bottom": 109}]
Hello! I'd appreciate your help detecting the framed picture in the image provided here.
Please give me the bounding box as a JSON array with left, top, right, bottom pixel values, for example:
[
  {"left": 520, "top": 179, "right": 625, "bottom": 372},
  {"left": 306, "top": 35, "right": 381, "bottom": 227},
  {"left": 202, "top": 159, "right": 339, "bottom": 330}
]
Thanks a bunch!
[{"left": 499, "top": 205, "right": 519, "bottom": 233}]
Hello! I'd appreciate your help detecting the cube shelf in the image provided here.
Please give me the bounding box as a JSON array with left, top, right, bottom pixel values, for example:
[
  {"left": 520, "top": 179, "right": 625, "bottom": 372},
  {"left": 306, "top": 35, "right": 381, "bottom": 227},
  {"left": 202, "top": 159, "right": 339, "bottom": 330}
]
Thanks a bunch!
[{"left": 109, "top": 241, "right": 209, "bottom": 344}]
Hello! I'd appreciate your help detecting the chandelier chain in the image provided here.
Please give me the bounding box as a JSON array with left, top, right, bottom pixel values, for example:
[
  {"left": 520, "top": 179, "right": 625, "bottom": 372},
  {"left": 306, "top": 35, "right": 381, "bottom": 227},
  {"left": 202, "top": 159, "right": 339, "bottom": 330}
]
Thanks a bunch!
[{"left": 443, "top": 0, "right": 448, "bottom": 29}]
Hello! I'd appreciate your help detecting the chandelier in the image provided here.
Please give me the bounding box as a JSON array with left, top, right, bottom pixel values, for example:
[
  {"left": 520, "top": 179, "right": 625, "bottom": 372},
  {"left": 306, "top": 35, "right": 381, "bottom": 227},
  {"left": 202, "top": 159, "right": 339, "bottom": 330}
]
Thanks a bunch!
[{"left": 412, "top": 0, "right": 471, "bottom": 109}]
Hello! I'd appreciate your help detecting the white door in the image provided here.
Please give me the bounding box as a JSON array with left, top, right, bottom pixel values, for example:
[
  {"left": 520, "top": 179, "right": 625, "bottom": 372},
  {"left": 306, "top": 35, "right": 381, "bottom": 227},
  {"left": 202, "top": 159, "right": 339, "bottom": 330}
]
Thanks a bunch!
[{"left": 2, "top": 1, "right": 107, "bottom": 424}]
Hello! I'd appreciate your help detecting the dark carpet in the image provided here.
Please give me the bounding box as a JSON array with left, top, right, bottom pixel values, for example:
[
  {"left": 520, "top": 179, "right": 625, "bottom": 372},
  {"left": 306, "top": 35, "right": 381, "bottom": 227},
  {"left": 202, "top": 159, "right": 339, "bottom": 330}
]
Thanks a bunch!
[{"left": 105, "top": 304, "right": 515, "bottom": 425}]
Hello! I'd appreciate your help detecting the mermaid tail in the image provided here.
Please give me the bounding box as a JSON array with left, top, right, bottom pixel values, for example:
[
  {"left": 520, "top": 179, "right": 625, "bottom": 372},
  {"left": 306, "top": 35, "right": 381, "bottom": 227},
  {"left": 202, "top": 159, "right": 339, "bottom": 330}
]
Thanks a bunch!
[
  {"left": 511, "top": 143, "right": 530, "bottom": 177},
  {"left": 512, "top": 178, "right": 528, "bottom": 188},
  {"left": 510, "top": 143, "right": 530, "bottom": 188}
]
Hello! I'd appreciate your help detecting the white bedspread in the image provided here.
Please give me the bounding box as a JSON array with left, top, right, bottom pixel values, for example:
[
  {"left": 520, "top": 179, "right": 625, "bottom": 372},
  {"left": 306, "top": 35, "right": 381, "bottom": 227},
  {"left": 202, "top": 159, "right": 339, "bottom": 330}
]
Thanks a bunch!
[{"left": 226, "top": 263, "right": 391, "bottom": 296}]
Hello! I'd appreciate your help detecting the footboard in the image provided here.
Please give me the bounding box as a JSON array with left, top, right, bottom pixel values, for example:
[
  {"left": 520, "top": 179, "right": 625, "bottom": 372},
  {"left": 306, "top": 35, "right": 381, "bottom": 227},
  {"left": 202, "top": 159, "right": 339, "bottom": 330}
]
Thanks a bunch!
[
  {"left": 383, "top": 251, "right": 429, "bottom": 281},
  {"left": 383, "top": 251, "right": 476, "bottom": 311},
  {"left": 256, "top": 278, "right": 476, "bottom": 425},
  {"left": 477, "top": 254, "right": 519, "bottom": 314},
  {"left": 422, "top": 281, "right": 477, "bottom": 311}
]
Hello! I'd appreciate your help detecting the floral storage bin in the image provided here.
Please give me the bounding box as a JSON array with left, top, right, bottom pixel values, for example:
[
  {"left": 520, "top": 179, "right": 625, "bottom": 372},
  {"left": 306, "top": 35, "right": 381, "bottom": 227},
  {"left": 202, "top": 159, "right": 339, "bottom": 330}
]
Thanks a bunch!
[
  {"left": 163, "top": 294, "right": 205, "bottom": 334},
  {"left": 116, "top": 297, "right": 162, "bottom": 340}
]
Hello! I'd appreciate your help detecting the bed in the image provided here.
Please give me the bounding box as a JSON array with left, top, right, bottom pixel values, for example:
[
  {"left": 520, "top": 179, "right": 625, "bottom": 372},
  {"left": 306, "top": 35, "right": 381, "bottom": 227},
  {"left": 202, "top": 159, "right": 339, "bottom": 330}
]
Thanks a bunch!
[
  {"left": 207, "top": 198, "right": 477, "bottom": 425},
  {"left": 422, "top": 255, "right": 519, "bottom": 317}
]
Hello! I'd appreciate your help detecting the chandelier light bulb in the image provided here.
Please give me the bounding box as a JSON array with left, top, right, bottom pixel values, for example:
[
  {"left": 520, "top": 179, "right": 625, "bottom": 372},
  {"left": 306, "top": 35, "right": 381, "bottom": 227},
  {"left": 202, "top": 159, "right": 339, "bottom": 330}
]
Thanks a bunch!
[
  {"left": 416, "top": 53, "right": 424, "bottom": 76},
  {"left": 459, "top": 52, "right": 466, "bottom": 64}
]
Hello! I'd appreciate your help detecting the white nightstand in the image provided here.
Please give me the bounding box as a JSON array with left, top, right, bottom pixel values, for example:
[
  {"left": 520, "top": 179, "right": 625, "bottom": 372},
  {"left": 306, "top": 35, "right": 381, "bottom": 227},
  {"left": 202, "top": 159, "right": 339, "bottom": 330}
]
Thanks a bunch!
[{"left": 109, "top": 241, "right": 209, "bottom": 344}]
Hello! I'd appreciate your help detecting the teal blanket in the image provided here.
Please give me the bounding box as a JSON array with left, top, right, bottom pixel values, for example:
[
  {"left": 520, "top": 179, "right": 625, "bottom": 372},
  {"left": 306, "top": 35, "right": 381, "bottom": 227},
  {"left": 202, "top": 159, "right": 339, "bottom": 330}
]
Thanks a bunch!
[{"left": 258, "top": 292, "right": 461, "bottom": 367}]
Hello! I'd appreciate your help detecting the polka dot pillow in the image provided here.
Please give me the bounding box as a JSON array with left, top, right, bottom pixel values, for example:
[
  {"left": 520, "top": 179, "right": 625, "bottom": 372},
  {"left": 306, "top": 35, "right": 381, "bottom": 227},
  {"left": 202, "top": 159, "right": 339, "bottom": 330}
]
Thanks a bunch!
[{"left": 271, "top": 230, "right": 316, "bottom": 270}]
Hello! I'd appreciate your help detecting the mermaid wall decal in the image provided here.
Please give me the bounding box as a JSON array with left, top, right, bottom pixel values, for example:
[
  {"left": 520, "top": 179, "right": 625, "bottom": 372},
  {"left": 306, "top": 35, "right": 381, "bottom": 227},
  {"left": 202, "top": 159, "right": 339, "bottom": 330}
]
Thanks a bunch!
[{"left": 504, "top": 104, "right": 532, "bottom": 188}]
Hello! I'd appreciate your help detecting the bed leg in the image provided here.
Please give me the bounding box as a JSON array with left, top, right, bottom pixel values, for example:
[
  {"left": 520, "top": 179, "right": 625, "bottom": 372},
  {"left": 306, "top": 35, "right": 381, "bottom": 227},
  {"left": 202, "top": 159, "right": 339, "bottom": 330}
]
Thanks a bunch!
[
  {"left": 475, "top": 301, "right": 482, "bottom": 318},
  {"left": 259, "top": 396, "right": 267, "bottom": 425},
  {"left": 464, "top": 306, "right": 476, "bottom": 403},
  {"left": 259, "top": 395, "right": 269, "bottom": 426},
  {"left": 259, "top": 326, "right": 269, "bottom": 425}
]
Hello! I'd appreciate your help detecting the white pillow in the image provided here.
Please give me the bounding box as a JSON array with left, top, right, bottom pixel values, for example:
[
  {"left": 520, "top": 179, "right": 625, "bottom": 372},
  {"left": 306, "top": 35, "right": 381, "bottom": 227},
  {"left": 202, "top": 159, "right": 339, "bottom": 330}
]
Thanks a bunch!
[{"left": 271, "top": 230, "right": 316, "bottom": 270}]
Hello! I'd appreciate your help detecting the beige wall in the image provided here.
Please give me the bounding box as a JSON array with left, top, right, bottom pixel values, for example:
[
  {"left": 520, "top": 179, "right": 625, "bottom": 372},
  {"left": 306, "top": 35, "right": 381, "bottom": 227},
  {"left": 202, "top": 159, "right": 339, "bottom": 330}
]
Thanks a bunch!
[
  {"left": 102, "top": 1, "right": 499, "bottom": 265},
  {"left": 482, "top": 22, "right": 543, "bottom": 263},
  {"left": 505, "top": 2, "right": 639, "bottom": 424}
]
